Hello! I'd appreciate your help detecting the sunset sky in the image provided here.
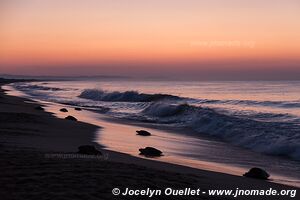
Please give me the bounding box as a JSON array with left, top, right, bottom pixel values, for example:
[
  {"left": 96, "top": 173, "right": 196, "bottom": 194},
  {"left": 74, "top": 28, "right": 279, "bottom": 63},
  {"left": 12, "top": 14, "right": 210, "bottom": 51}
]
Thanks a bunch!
[{"left": 1, "top": 0, "right": 300, "bottom": 79}]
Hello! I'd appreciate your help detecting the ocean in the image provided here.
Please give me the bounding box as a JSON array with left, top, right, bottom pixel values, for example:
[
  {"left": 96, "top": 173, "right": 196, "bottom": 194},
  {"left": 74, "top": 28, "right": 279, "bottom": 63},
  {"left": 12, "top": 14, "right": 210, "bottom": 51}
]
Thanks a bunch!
[{"left": 4, "top": 79, "right": 300, "bottom": 186}]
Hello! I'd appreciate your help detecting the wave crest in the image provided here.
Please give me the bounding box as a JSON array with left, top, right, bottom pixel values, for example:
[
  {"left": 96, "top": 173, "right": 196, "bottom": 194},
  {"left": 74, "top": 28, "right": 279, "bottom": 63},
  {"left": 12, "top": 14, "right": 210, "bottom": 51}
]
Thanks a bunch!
[
  {"left": 141, "top": 102, "right": 300, "bottom": 160},
  {"left": 78, "top": 89, "right": 181, "bottom": 102}
]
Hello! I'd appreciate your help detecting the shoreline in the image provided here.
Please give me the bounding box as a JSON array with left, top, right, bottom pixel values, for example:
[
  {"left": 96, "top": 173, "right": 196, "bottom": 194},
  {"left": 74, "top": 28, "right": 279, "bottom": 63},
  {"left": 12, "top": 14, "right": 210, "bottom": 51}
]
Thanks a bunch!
[
  {"left": 9, "top": 81, "right": 298, "bottom": 187},
  {"left": 1, "top": 80, "right": 299, "bottom": 200},
  {"left": 94, "top": 114, "right": 300, "bottom": 185}
]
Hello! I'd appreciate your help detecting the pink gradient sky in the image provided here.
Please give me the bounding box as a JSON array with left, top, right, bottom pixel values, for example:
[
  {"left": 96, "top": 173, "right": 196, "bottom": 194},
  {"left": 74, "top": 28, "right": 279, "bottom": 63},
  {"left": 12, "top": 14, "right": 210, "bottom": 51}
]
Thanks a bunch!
[{"left": 0, "top": 0, "right": 300, "bottom": 79}]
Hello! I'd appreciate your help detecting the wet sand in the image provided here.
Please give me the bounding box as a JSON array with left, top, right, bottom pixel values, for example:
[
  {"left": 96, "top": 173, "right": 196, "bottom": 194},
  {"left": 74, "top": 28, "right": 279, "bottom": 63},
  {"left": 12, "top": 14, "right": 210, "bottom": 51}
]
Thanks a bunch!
[{"left": 0, "top": 80, "right": 299, "bottom": 200}]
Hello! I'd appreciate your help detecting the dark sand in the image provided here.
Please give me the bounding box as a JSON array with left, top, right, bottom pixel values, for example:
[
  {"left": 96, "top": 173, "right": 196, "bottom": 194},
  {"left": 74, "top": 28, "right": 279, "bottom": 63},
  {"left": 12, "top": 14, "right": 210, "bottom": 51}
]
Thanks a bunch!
[{"left": 0, "top": 80, "right": 298, "bottom": 200}]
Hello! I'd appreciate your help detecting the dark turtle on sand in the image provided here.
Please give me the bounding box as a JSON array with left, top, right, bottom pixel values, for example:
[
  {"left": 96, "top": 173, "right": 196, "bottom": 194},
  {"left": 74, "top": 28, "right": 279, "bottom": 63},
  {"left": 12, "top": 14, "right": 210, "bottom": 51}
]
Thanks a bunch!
[
  {"left": 78, "top": 145, "right": 102, "bottom": 155},
  {"left": 75, "top": 107, "right": 82, "bottom": 111},
  {"left": 243, "top": 168, "right": 270, "bottom": 180},
  {"left": 139, "top": 147, "right": 163, "bottom": 157},
  {"left": 136, "top": 130, "right": 151, "bottom": 136},
  {"left": 65, "top": 115, "right": 77, "bottom": 121},
  {"left": 35, "top": 106, "right": 44, "bottom": 111},
  {"left": 60, "top": 108, "right": 68, "bottom": 112}
]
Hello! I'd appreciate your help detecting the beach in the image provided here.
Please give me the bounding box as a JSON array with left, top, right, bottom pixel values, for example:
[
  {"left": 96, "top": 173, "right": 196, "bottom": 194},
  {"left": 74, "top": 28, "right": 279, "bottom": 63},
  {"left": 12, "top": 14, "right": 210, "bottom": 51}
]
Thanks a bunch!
[{"left": 0, "top": 79, "right": 298, "bottom": 200}]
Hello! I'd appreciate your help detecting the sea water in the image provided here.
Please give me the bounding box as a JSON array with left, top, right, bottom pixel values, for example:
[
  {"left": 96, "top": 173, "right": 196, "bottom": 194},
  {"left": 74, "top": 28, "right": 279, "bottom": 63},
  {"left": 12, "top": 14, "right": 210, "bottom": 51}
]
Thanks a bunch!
[{"left": 5, "top": 79, "right": 300, "bottom": 186}]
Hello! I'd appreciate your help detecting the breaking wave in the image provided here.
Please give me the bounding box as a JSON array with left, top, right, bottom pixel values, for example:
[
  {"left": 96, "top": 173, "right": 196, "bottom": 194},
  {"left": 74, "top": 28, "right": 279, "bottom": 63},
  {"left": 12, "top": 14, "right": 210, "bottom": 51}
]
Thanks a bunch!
[
  {"left": 17, "top": 84, "right": 300, "bottom": 109},
  {"left": 141, "top": 102, "right": 300, "bottom": 160},
  {"left": 78, "top": 89, "right": 300, "bottom": 109},
  {"left": 78, "top": 89, "right": 182, "bottom": 102}
]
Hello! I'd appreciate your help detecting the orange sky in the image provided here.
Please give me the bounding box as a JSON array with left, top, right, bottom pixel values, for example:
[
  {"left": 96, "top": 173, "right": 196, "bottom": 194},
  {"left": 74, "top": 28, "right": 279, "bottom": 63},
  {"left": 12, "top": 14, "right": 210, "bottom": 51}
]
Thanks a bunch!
[{"left": 0, "top": 0, "right": 300, "bottom": 78}]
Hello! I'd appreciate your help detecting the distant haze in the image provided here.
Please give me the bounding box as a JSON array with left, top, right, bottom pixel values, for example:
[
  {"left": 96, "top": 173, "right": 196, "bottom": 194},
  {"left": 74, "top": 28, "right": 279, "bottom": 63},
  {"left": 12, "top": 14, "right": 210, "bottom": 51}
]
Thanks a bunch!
[{"left": 1, "top": 0, "right": 300, "bottom": 80}]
